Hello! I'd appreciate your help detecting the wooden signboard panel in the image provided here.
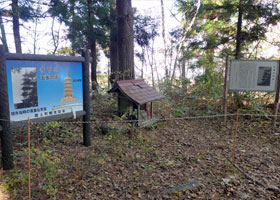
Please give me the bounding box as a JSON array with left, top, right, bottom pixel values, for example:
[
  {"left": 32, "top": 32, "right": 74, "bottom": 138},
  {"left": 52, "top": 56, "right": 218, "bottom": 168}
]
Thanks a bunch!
[
  {"left": 229, "top": 60, "right": 279, "bottom": 92},
  {"left": 0, "top": 46, "right": 91, "bottom": 169}
]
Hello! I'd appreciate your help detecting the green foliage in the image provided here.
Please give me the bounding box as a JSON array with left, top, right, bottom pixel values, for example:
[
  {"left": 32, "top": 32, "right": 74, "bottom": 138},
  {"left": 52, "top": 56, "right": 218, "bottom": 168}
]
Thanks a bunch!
[
  {"left": 174, "top": 0, "right": 280, "bottom": 107},
  {"left": 2, "top": 146, "right": 60, "bottom": 199},
  {"left": 49, "top": 0, "right": 112, "bottom": 52}
]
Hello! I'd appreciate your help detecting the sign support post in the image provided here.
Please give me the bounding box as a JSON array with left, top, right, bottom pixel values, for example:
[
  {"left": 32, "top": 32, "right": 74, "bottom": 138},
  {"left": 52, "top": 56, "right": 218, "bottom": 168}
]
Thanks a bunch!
[
  {"left": 273, "top": 61, "right": 280, "bottom": 127},
  {"left": 82, "top": 50, "right": 91, "bottom": 146},
  {"left": 0, "top": 45, "right": 14, "bottom": 170}
]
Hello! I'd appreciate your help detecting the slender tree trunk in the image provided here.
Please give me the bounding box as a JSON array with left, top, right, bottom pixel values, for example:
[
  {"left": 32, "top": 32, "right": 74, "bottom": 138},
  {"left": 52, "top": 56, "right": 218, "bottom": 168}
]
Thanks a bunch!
[
  {"left": 12, "top": 0, "right": 22, "bottom": 53},
  {"left": 151, "top": 64, "right": 155, "bottom": 87},
  {"left": 160, "top": 0, "right": 168, "bottom": 81},
  {"left": 109, "top": 21, "right": 119, "bottom": 83},
  {"left": 33, "top": 18, "right": 38, "bottom": 54},
  {"left": 51, "top": 17, "right": 61, "bottom": 54},
  {"left": 234, "top": 0, "right": 243, "bottom": 108},
  {"left": 182, "top": 56, "right": 187, "bottom": 90},
  {"left": 90, "top": 40, "right": 97, "bottom": 90},
  {"left": 109, "top": 0, "right": 118, "bottom": 84},
  {"left": 0, "top": 15, "right": 9, "bottom": 52},
  {"left": 87, "top": 0, "right": 98, "bottom": 90},
  {"left": 141, "top": 61, "right": 144, "bottom": 78},
  {"left": 116, "top": 0, "right": 134, "bottom": 80},
  {"left": 235, "top": 0, "right": 243, "bottom": 59},
  {"left": 170, "top": 52, "right": 179, "bottom": 85},
  {"left": 140, "top": 49, "right": 144, "bottom": 78}
]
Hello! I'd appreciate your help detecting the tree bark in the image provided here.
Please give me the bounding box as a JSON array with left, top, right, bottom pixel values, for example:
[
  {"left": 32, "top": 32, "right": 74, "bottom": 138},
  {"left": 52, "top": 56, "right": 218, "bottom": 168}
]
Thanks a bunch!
[
  {"left": 0, "top": 15, "right": 9, "bottom": 52},
  {"left": 235, "top": 0, "right": 243, "bottom": 59},
  {"left": 90, "top": 40, "right": 97, "bottom": 90},
  {"left": 234, "top": 0, "right": 243, "bottom": 108},
  {"left": 160, "top": 0, "right": 168, "bottom": 81},
  {"left": 33, "top": 18, "right": 38, "bottom": 54},
  {"left": 69, "top": 0, "right": 75, "bottom": 56},
  {"left": 109, "top": 18, "right": 119, "bottom": 83},
  {"left": 12, "top": 0, "right": 22, "bottom": 53},
  {"left": 116, "top": 0, "right": 134, "bottom": 80},
  {"left": 181, "top": 56, "right": 187, "bottom": 90},
  {"left": 87, "top": 0, "right": 98, "bottom": 90}
]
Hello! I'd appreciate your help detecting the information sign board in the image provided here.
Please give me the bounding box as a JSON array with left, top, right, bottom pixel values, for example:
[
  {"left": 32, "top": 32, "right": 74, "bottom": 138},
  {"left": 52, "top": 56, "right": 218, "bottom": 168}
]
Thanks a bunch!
[
  {"left": 229, "top": 60, "right": 279, "bottom": 92},
  {"left": 6, "top": 60, "right": 83, "bottom": 122}
]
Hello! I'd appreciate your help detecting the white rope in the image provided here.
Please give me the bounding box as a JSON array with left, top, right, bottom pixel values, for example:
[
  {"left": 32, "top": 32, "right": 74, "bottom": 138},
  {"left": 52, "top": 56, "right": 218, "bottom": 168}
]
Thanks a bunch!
[{"left": 0, "top": 112, "right": 279, "bottom": 125}]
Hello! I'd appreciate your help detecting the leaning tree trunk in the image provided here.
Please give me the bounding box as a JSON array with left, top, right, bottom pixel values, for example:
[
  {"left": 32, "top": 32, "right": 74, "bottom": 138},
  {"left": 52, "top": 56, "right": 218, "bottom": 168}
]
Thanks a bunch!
[
  {"left": 12, "top": 0, "right": 22, "bottom": 53},
  {"left": 116, "top": 0, "right": 134, "bottom": 80}
]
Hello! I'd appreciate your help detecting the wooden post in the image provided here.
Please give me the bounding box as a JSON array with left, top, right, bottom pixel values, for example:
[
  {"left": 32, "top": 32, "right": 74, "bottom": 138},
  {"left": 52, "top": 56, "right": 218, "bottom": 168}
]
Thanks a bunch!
[
  {"left": 223, "top": 56, "right": 229, "bottom": 123},
  {"left": 82, "top": 50, "right": 91, "bottom": 146},
  {"left": 0, "top": 45, "right": 14, "bottom": 170},
  {"left": 150, "top": 102, "right": 153, "bottom": 119},
  {"left": 137, "top": 105, "right": 140, "bottom": 126},
  {"left": 273, "top": 60, "right": 280, "bottom": 127},
  {"left": 28, "top": 118, "right": 31, "bottom": 200}
]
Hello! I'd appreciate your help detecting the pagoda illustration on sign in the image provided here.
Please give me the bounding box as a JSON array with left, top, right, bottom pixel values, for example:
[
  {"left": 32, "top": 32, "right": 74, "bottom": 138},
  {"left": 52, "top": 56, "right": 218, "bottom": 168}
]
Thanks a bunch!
[{"left": 61, "top": 75, "right": 77, "bottom": 103}]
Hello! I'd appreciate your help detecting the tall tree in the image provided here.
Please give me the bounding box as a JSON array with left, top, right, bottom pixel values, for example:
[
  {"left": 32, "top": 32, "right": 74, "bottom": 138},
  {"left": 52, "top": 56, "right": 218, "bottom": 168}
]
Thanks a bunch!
[
  {"left": 160, "top": 0, "right": 168, "bottom": 81},
  {"left": 86, "top": 0, "right": 97, "bottom": 90},
  {"left": 116, "top": 0, "right": 134, "bottom": 80},
  {"left": 108, "top": 0, "right": 118, "bottom": 84},
  {"left": 0, "top": 15, "right": 8, "bottom": 52},
  {"left": 12, "top": 0, "right": 22, "bottom": 53},
  {"left": 134, "top": 12, "right": 159, "bottom": 84},
  {"left": 1, "top": 0, "right": 41, "bottom": 53},
  {"left": 49, "top": 0, "right": 111, "bottom": 90},
  {"left": 176, "top": 0, "right": 280, "bottom": 90},
  {"left": 235, "top": 0, "right": 243, "bottom": 59}
]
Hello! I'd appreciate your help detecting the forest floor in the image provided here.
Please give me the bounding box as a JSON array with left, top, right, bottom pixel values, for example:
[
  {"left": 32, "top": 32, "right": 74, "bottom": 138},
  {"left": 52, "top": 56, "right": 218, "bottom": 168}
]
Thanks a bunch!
[{"left": 0, "top": 94, "right": 280, "bottom": 199}]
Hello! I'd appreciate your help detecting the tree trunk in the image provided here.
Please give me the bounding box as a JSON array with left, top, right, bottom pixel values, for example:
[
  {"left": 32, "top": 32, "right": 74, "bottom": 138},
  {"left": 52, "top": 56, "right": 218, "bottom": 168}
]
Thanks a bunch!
[
  {"left": 160, "top": 0, "right": 168, "bottom": 81},
  {"left": 69, "top": 0, "right": 75, "bottom": 56},
  {"left": 235, "top": 0, "right": 243, "bottom": 59},
  {"left": 33, "top": 18, "right": 38, "bottom": 54},
  {"left": 109, "top": 1, "right": 118, "bottom": 84},
  {"left": 87, "top": 0, "right": 98, "bottom": 90},
  {"left": 234, "top": 0, "right": 243, "bottom": 108},
  {"left": 90, "top": 40, "right": 97, "bottom": 90},
  {"left": 0, "top": 15, "right": 9, "bottom": 52},
  {"left": 109, "top": 20, "right": 119, "bottom": 83},
  {"left": 182, "top": 56, "right": 187, "bottom": 90},
  {"left": 116, "top": 0, "right": 134, "bottom": 80},
  {"left": 12, "top": 0, "right": 22, "bottom": 53}
]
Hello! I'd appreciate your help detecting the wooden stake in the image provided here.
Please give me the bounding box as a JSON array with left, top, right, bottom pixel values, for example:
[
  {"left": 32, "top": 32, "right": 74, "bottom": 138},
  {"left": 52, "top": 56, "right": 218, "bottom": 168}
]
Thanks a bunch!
[
  {"left": 28, "top": 117, "right": 31, "bottom": 200},
  {"left": 223, "top": 56, "right": 229, "bottom": 123},
  {"left": 273, "top": 61, "right": 280, "bottom": 127},
  {"left": 232, "top": 109, "right": 239, "bottom": 166}
]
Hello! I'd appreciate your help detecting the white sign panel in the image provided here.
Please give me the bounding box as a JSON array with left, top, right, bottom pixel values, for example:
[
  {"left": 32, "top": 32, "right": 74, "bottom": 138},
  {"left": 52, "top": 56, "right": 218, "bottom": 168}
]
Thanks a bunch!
[{"left": 229, "top": 60, "right": 279, "bottom": 92}]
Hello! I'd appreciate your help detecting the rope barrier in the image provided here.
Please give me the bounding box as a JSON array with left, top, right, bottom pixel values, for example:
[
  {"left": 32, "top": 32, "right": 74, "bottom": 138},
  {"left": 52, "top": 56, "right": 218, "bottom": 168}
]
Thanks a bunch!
[{"left": 0, "top": 112, "right": 279, "bottom": 126}]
